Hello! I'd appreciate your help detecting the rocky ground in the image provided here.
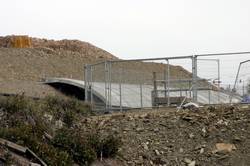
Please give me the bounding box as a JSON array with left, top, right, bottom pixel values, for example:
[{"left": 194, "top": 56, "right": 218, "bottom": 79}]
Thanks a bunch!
[{"left": 83, "top": 105, "right": 250, "bottom": 166}]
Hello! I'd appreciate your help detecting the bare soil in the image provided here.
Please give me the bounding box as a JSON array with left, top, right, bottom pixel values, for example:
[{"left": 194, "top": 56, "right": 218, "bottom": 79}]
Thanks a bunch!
[
  {"left": 0, "top": 36, "right": 193, "bottom": 98},
  {"left": 0, "top": 35, "right": 119, "bottom": 97}
]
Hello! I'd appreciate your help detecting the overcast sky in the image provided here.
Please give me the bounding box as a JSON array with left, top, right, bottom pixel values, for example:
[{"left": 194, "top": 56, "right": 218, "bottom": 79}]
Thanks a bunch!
[{"left": 1, "top": 0, "right": 250, "bottom": 83}]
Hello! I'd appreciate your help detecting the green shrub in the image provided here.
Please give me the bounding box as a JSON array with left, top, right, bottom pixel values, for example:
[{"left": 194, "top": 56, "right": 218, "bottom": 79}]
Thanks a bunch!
[
  {"left": 63, "top": 109, "right": 75, "bottom": 127},
  {"left": 43, "top": 96, "right": 93, "bottom": 126},
  {"left": 101, "top": 135, "right": 121, "bottom": 158},
  {"left": 52, "top": 128, "right": 97, "bottom": 165},
  {"left": 0, "top": 94, "right": 30, "bottom": 114},
  {"left": 88, "top": 134, "right": 121, "bottom": 158},
  {"left": 0, "top": 95, "right": 120, "bottom": 166},
  {"left": 0, "top": 125, "right": 73, "bottom": 166},
  {"left": 43, "top": 96, "right": 92, "bottom": 115},
  {"left": 52, "top": 128, "right": 121, "bottom": 165}
]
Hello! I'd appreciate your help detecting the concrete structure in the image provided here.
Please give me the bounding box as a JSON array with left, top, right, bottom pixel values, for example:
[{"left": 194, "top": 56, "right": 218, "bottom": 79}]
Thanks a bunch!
[{"left": 45, "top": 78, "right": 241, "bottom": 110}]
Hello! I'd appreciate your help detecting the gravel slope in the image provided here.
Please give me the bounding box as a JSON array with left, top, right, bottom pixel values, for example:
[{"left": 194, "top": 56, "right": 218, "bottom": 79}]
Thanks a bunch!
[{"left": 83, "top": 105, "right": 250, "bottom": 166}]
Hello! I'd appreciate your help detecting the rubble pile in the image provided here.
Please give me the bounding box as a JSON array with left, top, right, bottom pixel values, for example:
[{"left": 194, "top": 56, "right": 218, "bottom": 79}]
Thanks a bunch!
[
  {"left": 0, "top": 35, "right": 117, "bottom": 59},
  {"left": 82, "top": 105, "right": 250, "bottom": 166}
]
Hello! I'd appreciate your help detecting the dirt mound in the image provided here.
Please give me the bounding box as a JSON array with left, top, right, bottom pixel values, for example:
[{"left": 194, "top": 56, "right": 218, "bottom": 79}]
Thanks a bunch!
[
  {"left": 83, "top": 105, "right": 250, "bottom": 165},
  {"left": 0, "top": 35, "right": 193, "bottom": 98},
  {"left": 0, "top": 35, "right": 120, "bottom": 97},
  {"left": 0, "top": 48, "right": 112, "bottom": 81},
  {"left": 0, "top": 35, "right": 117, "bottom": 59},
  {"left": 31, "top": 37, "right": 117, "bottom": 59}
]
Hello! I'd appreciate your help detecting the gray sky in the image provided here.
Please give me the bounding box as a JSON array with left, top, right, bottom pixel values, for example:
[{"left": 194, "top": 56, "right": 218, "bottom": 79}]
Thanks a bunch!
[{"left": 1, "top": 0, "right": 250, "bottom": 84}]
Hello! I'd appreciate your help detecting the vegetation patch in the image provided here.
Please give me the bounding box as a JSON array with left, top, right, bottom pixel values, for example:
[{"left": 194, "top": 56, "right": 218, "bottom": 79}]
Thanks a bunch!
[{"left": 0, "top": 95, "right": 121, "bottom": 165}]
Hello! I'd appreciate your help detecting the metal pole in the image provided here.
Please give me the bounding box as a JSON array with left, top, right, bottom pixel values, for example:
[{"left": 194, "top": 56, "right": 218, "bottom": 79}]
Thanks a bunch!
[
  {"left": 189, "top": 81, "right": 191, "bottom": 98},
  {"left": 109, "top": 55, "right": 193, "bottom": 62},
  {"left": 217, "top": 59, "right": 221, "bottom": 103},
  {"left": 119, "top": 68, "right": 122, "bottom": 111},
  {"left": 90, "top": 66, "right": 93, "bottom": 108},
  {"left": 104, "top": 61, "right": 108, "bottom": 111},
  {"left": 230, "top": 61, "right": 247, "bottom": 103},
  {"left": 109, "top": 62, "right": 112, "bottom": 111},
  {"left": 167, "top": 59, "right": 170, "bottom": 106},
  {"left": 192, "top": 56, "right": 198, "bottom": 102},
  {"left": 107, "top": 61, "right": 110, "bottom": 111},
  {"left": 243, "top": 81, "right": 245, "bottom": 96},
  {"left": 152, "top": 72, "right": 157, "bottom": 107},
  {"left": 230, "top": 63, "right": 241, "bottom": 104},
  {"left": 84, "top": 65, "right": 88, "bottom": 102},
  {"left": 164, "top": 68, "right": 167, "bottom": 98},
  {"left": 196, "top": 51, "right": 250, "bottom": 57},
  {"left": 208, "top": 85, "right": 211, "bottom": 104},
  {"left": 180, "top": 84, "right": 182, "bottom": 97},
  {"left": 140, "top": 83, "right": 143, "bottom": 109}
]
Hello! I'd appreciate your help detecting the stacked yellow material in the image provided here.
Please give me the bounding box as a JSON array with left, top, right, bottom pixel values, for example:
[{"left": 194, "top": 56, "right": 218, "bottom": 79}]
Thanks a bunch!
[{"left": 10, "top": 36, "right": 32, "bottom": 48}]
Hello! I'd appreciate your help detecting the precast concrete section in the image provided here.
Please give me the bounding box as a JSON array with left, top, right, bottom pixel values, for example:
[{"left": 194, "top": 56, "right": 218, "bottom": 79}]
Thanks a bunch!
[{"left": 45, "top": 78, "right": 241, "bottom": 108}]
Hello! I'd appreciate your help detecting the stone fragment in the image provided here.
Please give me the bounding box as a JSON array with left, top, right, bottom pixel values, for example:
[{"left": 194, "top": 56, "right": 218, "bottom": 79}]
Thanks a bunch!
[
  {"left": 123, "top": 128, "right": 130, "bottom": 131},
  {"left": 189, "top": 133, "right": 195, "bottom": 139},
  {"left": 154, "top": 128, "right": 159, "bottom": 132},
  {"left": 155, "top": 149, "right": 160, "bottom": 156},
  {"left": 142, "top": 143, "right": 149, "bottom": 150},
  {"left": 44, "top": 113, "right": 53, "bottom": 121},
  {"left": 201, "top": 127, "right": 207, "bottom": 137},
  {"left": 188, "top": 161, "right": 196, "bottom": 166},
  {"left": 183, "top": 158, "right": 192, "bottom": 164},
  {"left": 213, "top": 143, "right": 236, "bottom": 153},
  {"left": 55, "top": 120, "right": 64, "bottom": 129},
  {"left": 135, "top": 127, "right": 144, "bottom": 132},
  {"left": 127, "top": 161, "right": 134, "bottom": 166},
  {"left": 30, "top": 163, "right": 41, "bottom": 166},
  {"left": 200, "top": 148, "right": 204, "bottom": 154}
]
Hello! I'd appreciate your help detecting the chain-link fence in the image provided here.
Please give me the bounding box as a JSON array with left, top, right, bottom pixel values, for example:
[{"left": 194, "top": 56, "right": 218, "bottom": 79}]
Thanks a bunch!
[
  {"left": 85, "top": 53, "right": 250, "bottom": 111},
  {"left": 232, "top": 60, "right": 250, "bottom": 103}
]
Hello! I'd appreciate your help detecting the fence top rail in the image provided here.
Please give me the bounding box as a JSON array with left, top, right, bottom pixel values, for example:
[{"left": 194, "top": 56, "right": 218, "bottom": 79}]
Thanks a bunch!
[
  {"left": 156, "top": 78, "right": 208, "bottom": 83},
  {"left": 240, "top": 59, "right": 250, "bottom": 64},
  {"left": 108, "top": 55, "right": 193, "bottom": 63},
  {"left": 87, "top": 51, "right": 250, "bottom": 66},
  {"left": 85, "top": 61, "right": 106, "bottom": 67},
  {"left": 196, "top": 51, "right": 250, "bottom": 57},
  {"left": 86, "top": 55, "right": 193, "bottom": 66}
]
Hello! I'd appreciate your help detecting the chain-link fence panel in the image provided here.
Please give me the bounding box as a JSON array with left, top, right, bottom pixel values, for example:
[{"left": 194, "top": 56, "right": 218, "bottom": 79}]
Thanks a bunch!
[{"left": 85, "top": 53, "right": 250, "bottom": 111}]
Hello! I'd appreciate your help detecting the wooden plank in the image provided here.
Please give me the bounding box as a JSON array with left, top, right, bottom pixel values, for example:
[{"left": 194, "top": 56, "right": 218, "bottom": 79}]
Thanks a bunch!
[{"left": 0, "top": 138, "right": 27, "bottom": 153}]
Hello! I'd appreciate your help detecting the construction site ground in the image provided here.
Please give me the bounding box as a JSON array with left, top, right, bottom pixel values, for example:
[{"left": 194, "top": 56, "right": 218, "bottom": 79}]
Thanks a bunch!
[{"left": 87, "top": 105, "right": 250, "bottom": 166}]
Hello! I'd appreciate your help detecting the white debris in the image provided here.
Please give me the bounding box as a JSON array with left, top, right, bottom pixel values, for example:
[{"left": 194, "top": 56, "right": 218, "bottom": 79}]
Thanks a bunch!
[{"left": 182, "top": 102, "right": 199, "bottom": 109}]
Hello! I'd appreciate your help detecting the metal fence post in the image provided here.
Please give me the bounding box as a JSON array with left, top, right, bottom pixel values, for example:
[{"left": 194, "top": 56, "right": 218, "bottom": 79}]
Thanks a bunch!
[
  {"left": 152, "top": 72, "right": 157, "bottom": 107},
  {"left": 104, "top": 61, "right": 108, "bottom": 111},
  {"left": 90, "top": 65, "right": 93, "bottom": 109},
  {"left": 208, "top": 85, "right": 211, "bottom": 104},
  {"left": 217, "top": 59, "right": 221, "bottom": 103},
  {"left": 230, "top": 60, "right": 250, "bottom": 103},
  {"left": 167, "top": 59, "right": 170, "bottom": 106},
  {"left": 164, "top": 67, "right": 167, "bottom": 98},
  {"left": 84, "top": 64, "right": 88, "bottom": 102},
  {"left": 192, "top": 56, "right": 198, "bottom": 102},
  {"left": 140, "top": 83, "right": 143, "bottom": 109},
  {"left": 108, "top": 61, "right": 112, "bottom": 111},
  {"left": 119, "top": 67, "right": 122, "bottom": 111}
]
